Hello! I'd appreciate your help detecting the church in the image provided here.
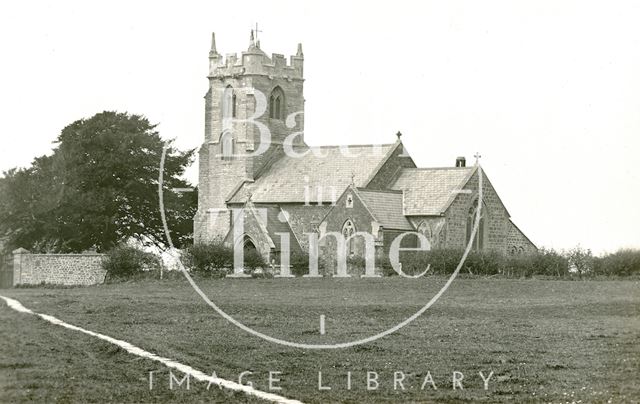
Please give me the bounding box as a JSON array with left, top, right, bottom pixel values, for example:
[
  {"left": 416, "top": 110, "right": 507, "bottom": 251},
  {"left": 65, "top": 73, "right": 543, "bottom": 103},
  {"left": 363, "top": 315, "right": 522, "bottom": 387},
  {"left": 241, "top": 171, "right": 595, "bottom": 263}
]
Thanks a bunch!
[{"left": 193, "top": 31, "right": 536, "bottom": 269}]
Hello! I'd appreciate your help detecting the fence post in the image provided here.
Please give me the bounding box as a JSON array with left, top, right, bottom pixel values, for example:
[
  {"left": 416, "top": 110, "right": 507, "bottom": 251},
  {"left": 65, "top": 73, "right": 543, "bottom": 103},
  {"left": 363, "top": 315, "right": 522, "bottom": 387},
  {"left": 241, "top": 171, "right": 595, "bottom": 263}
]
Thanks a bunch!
[{"left": 12, "top": 248, "right": 30, "bottom": 286}]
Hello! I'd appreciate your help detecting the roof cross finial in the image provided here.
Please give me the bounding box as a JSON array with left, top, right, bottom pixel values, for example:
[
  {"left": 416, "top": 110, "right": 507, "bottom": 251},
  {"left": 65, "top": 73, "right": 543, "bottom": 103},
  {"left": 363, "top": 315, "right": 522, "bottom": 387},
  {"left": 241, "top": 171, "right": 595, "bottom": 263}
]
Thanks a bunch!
[
  {"left": 474, "top": 152, "right": 482, "bottom": 166},
  {"left": 255, "top": 23, "right": 262, "bottom": 40}
]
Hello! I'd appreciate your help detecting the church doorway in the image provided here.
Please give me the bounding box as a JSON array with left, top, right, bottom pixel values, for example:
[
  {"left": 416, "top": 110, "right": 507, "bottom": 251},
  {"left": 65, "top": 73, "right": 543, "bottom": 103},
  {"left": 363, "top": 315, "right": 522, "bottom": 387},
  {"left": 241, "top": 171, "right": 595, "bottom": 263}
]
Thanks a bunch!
[
  {"left": 242, "top": 235, "right": 258, "bottom": 254},
  {"left": 237, "top": 234, "right": 264, "bottom": 270}
]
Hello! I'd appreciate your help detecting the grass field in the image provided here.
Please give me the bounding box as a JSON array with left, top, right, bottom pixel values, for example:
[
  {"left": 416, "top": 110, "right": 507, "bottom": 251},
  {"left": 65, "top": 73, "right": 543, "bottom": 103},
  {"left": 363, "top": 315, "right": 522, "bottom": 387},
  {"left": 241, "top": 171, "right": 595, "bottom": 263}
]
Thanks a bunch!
[{"left": 1, "top": 276, "right": 639, "bottom": 403}]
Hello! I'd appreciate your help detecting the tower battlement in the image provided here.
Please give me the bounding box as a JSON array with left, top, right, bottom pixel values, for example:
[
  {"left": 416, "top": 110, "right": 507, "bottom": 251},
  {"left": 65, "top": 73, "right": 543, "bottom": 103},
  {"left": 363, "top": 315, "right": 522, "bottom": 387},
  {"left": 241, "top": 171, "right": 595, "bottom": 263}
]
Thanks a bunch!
[
  {"left": 195, "top": 31, "right": 306, "bottom": 243},
  {"left": 208, "top": 33, "right": 303, "bottom": 80}
]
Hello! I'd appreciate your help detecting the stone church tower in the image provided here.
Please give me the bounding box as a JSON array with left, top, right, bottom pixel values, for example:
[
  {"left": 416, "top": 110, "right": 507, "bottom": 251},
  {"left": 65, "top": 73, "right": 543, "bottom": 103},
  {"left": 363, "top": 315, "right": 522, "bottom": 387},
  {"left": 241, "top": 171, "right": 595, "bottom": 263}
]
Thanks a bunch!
[{"left": 194, "top": 31, "right": 305, "bottom": 242}]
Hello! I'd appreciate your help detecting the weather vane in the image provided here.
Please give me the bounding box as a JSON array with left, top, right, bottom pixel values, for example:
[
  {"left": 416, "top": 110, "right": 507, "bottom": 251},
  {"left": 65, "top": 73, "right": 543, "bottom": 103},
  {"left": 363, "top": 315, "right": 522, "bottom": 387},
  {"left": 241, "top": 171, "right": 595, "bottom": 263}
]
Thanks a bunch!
[{"left": 252, "top": 23, "right": 262, "bottom": 44}]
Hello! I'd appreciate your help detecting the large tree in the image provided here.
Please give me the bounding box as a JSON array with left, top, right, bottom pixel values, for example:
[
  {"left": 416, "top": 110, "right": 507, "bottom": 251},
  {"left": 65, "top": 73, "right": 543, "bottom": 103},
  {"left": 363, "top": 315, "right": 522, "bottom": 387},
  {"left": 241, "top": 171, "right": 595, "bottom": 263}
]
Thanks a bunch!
[{"left": 0, "top": 111, "right": 196, "bottom": 253}]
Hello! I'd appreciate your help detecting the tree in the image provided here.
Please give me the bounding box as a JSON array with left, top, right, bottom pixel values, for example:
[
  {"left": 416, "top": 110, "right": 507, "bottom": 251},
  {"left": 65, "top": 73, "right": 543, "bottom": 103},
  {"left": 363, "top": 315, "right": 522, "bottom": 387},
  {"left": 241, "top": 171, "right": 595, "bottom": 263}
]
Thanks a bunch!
[
  {"left": 566, "top": 246, "right": 594, "bottom": 278},
  {"left": 0, "top": 111, "right": 196, "bottom": 253}
]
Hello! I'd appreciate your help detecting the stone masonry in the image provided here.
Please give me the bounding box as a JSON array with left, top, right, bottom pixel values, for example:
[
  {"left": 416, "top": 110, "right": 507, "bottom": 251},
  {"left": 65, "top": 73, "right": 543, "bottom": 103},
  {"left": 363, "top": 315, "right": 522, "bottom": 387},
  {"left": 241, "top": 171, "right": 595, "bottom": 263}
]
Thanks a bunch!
[{"left": 12, "top": 248, "right": 107, "bottom": 286}]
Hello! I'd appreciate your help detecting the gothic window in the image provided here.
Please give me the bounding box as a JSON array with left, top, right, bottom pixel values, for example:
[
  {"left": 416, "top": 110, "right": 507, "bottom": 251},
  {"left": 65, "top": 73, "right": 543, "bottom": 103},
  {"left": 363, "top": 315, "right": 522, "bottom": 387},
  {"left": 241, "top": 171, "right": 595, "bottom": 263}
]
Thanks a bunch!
[
  {"left": 219, "top": 131, "right": 234, "bottom": 160},
  {"left": 417, "top": 221, "right": 431, "bottom": 238},
  {"left": 342, "top": 219, "right": 356, "bottom": 256},
  {"left": 466, "top": 200, "right": 485, "bottom": 251},
  {"left": 222, "top": 85, "right": 237, "bottom": 118},
  {"left": 232, "top": 93, "right": 237, "bottom": 118},
  {"left": 269, "top": 86, "right": 285, "bottom": 119}
]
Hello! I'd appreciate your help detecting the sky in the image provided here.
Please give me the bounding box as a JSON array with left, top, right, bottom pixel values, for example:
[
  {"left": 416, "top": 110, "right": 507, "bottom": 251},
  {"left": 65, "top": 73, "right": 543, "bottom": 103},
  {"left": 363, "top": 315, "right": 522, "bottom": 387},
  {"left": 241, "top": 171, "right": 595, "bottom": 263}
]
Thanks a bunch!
[{"left": 0, "top": 0, "right": 639, "bottom": 254}]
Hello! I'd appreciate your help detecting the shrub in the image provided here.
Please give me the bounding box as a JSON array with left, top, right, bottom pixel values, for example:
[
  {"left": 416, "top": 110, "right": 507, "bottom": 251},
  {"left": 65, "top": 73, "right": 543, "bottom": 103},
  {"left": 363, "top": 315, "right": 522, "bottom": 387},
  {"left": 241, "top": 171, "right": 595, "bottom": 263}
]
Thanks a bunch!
[
  {"left": 379, "top": 247, "right": 570, "bottom": 278},
  {"left": 529, "top": 248, "right": 568, "bottom": 277},
  {"left": 102, "top": 245, "right": 160, "bottom": 281},
  {"left": 244, "top": 248, "right": 266, "bottom": 270},
  {"left": 346, "top": 255, "right": 367, "bottom": 272},
  {"left": 290, "top": 250, "right": 310, "bottom": 276},
  {"left": 593, "top": 249, "right": 640, "bottom": 276},
  {"left": 182, "top": 240, "right": 233, "bottom": 277},
  {"left": 423, "top": 249, "right": 465, "bottom": 275}
]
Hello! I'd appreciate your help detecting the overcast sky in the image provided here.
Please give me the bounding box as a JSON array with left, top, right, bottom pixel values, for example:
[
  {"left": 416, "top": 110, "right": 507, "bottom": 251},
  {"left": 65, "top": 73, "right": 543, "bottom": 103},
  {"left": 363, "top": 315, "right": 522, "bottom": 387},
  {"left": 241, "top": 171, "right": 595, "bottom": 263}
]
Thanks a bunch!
[{"left": 1, "top": 1, "right": 638, "bottom": 254}]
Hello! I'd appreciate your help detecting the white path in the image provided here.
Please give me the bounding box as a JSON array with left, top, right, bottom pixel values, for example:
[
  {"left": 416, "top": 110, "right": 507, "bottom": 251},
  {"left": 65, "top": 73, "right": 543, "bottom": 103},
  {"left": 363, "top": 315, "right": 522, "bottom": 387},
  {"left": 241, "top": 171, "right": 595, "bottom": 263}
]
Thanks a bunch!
[{"left": 0, "top": 295, "right": 303, "bottom": 404}]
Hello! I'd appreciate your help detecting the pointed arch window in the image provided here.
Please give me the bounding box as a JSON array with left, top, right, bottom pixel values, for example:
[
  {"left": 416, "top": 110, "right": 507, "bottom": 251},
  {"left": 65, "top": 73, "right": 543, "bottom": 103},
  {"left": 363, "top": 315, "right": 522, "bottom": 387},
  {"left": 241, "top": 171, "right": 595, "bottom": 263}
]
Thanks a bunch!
[
  {"left": 269, "top": 86, "right": 285, "bottom": 120},
  {"left": 222, "top": 85, "right": 237, "bottom": 119},
  {"left": 231, "top": 93, "right": 237, "bottom": 118},
  {"left": 466, "top": 199, "right": 485, "bottom": 250},
  {"left": 417, "top": 221, "right": 431, "bottom": 238},
  {"left": 219, "top": 131, "right": 234, "bottom": 160},
  {"left": 342, "top": 219, "right": 356, "bottom": 256}
]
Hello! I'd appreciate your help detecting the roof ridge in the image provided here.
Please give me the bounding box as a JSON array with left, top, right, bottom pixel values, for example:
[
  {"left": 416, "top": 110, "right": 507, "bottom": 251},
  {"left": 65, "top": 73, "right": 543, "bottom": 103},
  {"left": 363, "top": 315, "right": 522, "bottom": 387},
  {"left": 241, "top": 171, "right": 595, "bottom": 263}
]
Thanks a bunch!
[
  {"left": 402, "top": 166, "right": 474, "bottom": 171},
  {"left": 356, "top": 187, "right": 403, "bottom": 194},
  {"left": 438, "top": 166, "right": 479, "bottom": 214},
  {"left": 351, "top": 186, "right": 381, "bottom": 225},
  {"left": 293, "top": 143, "right": 395, "bottom": 149}
]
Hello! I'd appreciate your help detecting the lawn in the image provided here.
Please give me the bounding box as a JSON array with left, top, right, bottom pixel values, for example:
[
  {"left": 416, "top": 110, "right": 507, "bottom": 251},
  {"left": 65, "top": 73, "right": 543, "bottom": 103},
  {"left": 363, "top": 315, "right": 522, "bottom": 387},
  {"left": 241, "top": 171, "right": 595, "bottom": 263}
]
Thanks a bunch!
[{"left": 1, "top": 276, "right": 639, "bottom": 403}]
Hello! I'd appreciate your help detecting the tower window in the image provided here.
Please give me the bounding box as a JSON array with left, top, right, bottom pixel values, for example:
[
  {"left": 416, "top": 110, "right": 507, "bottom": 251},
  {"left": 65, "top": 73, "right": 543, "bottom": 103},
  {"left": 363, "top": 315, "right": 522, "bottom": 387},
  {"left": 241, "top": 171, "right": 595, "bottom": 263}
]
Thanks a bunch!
[
  {"left": 232, "top": 93, "right": 237, "bottom": 118},
  {"left": 222, "top": 85, "right": 237, "bottom": 119},
  {"left": 220, "top": 131, "right": 234, "bottom": 160},
  {"left": 269, "top": 86, "right": 285, "bottom": 120}
]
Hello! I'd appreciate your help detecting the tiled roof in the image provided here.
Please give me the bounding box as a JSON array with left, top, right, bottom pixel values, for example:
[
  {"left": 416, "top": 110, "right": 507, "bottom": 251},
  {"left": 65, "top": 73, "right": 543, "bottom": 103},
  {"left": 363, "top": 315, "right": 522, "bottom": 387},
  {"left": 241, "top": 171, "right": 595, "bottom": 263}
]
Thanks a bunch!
[
  {"left": 262, "top": 206, "right": 301, "bottom": 252},
  {"left": 228, "top": 143, "right": 397, "bottom": 203},
  {"left": 355, "top": 188, "right": 414, "bottom": 230},
  {"left": 390, "top": 167, "right": 476, "bottom": 215}
]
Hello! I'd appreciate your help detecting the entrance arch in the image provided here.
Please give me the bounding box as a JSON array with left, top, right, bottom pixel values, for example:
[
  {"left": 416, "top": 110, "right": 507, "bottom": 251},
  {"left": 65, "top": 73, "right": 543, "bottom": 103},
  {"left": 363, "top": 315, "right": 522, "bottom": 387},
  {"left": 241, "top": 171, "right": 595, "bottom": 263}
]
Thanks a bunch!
[{"left": 241, "top": 235, "right": 258, "bottom": 254}]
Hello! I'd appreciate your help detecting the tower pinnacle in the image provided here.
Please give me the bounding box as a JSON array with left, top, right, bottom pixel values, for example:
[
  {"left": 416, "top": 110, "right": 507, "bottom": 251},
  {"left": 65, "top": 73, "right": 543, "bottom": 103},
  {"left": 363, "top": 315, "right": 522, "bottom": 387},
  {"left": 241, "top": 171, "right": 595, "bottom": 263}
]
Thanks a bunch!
[{"left": 209, "top": 32, "right": 219, "bottom": 56}]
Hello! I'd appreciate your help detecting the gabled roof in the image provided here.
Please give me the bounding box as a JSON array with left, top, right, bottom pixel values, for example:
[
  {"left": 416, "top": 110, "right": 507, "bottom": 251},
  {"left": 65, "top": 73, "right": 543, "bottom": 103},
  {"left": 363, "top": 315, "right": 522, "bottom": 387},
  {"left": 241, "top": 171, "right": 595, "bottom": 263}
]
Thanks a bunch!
[
  {"left": 226, "top": 204, "right": 301, "bottom": 252},
  {"left": 390, "top": 166, "right": 477, "bottom": 216},
  {"left": 228, "top": 143, "right": 399, "bottom": 203},
  {"left": 355, "top": 188, "right": 414, "bottom": 230},
  {"left": 262, "top": 205, "right": 302, "bottom": 252}
]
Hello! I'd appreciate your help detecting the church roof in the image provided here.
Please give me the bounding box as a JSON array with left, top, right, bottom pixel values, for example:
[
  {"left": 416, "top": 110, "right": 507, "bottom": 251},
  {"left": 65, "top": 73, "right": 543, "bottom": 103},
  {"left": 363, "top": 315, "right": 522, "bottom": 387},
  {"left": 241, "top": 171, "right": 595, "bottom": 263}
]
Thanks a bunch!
[
  {"left": 261, "top": 205, "right": 302, "bottom": 252},
  {"left": 390, "top": 166, "right": 477, "bottom": 215},
  {"left": 228, "top": 143, "right": 398, "bottom": 204},
  {"left": 355, "top": 188, "right": 414, "bottom": 230}
]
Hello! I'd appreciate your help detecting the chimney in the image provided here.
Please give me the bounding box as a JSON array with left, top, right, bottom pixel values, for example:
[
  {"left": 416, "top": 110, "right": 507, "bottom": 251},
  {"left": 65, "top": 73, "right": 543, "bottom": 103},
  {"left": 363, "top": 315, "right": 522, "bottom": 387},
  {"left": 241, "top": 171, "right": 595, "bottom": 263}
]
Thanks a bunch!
[{"left": 455, "top": 156, "right": 466, "bottom": 167}]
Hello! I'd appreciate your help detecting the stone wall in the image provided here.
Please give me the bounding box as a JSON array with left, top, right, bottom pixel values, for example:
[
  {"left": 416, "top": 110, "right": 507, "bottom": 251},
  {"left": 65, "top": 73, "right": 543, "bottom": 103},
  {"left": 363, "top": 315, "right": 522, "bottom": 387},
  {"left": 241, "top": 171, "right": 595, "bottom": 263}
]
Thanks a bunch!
[
  {"left": 320, "top": 187, "right": 383, "bottom": 276},
  {"left": 12, "top": 248, "right": 106, "bottom": 286},
  {"left": 444, "top": 169, "right": 510, "bottom": 252},
  {"left": 444, "top": 169, "right": 536, "bottom": 254},
  {"left": 506, "top": 221, "right": 537, "bottom": 254}
]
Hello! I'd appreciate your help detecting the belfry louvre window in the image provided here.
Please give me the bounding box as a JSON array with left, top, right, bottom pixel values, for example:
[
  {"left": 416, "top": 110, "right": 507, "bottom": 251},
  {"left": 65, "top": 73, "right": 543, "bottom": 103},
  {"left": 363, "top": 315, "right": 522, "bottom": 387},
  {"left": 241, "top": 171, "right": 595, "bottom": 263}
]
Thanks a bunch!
[
  {"left": 269, "top": 87, "right": 285, "bottom": 119},
  {"left": 222, "top": 85, "right": 237, "bottom": 118}
]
